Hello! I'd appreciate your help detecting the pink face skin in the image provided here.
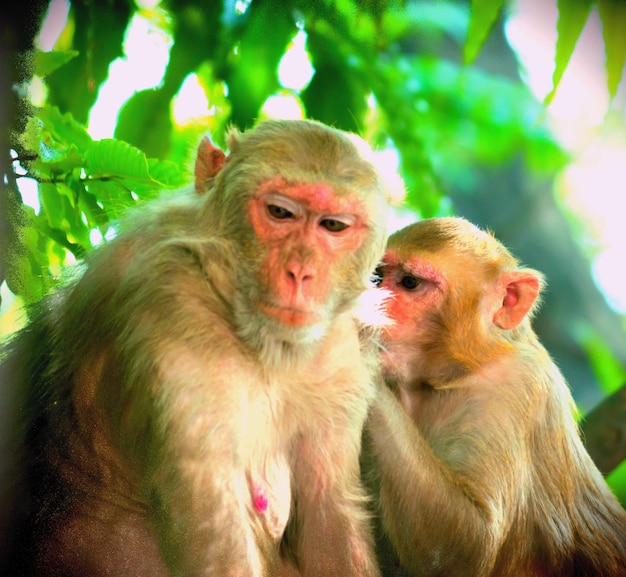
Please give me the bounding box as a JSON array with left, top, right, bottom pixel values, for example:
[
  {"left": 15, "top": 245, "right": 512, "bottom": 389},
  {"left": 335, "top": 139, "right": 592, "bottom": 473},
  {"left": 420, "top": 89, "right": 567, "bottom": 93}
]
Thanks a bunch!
[
  {"left": 248, "top": 176, "right": 369, "bottom": 328},
  {"left": 375, "top": 249, "right": 447, "bottom": 382},
  {"left": 378, "top": 250, "right": 445, "bottom": 340}
]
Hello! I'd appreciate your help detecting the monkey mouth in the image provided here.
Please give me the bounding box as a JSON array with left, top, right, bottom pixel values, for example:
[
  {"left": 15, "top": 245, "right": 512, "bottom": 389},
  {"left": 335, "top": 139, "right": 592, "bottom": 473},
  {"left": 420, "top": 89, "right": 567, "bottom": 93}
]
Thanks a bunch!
[{"left": 258, "top": 301, "right": 323, "bottom": 328}]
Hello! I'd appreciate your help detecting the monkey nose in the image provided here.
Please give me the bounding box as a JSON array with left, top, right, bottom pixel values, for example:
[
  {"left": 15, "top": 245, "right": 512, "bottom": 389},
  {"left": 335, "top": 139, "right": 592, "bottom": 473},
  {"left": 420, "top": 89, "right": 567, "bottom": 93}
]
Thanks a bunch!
[{"left": 285, "top": 262, "right": 314, "bottom": 288}]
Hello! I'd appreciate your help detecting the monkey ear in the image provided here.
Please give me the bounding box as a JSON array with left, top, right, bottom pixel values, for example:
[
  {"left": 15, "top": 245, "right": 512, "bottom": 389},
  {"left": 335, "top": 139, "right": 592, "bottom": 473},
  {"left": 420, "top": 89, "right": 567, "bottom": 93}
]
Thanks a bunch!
[
  {"left": 493, "top": 270, "right": 543, "bottom": 330},
  {"left": 194, "top": 136, "right": 227, "bottom": 193}
]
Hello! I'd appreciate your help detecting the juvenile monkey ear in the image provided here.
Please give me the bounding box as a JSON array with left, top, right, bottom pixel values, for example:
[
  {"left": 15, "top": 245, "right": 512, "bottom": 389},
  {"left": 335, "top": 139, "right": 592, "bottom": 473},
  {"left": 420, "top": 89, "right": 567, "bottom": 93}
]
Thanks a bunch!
[
  {"left": 194, "top": 136, "right": 227, "bottom": 193},
  {"left": 493, "top": 270, "right": 543, "bottom": 329}
]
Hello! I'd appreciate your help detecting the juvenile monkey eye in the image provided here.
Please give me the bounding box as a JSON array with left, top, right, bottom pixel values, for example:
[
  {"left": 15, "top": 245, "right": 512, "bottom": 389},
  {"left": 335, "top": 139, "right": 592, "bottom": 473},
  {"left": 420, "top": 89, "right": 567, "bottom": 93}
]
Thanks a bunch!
[
  {"left": 320, "top": 218, "right": 348, "bottom": 233},
  {"left": 373, "top": 266, "right": 385, "bottom": 287},
  {"left": 400, "top": 275, "right": 421, "bottom": 290},
  {"left": 267, "top": 204, "right": 294, "bottom": 220}
]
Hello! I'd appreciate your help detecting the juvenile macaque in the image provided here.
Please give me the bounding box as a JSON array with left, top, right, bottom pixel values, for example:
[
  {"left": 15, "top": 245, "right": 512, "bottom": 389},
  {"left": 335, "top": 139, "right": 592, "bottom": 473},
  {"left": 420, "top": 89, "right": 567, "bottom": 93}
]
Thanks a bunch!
[
  {"left": 363, "top": 217, "right": 626, "bottom": 577},
  {"left": 0, "top": 119, "right": 392, "bottom": 577}
]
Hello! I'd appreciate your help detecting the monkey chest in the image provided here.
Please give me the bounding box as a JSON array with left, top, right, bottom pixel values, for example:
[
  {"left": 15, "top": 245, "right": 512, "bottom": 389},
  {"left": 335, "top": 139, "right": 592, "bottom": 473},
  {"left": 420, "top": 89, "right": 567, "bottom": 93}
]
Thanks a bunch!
[
  {"left": 235, "top": 393, "right": 294, "bottom": 541},
  {"left": 244, "top": 453, "right": 292, "bottom": 541}
]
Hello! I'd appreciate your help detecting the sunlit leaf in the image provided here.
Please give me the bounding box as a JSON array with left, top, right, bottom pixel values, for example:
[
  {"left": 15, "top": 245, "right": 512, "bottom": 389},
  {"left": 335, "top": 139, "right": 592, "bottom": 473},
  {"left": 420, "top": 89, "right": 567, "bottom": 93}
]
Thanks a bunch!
[
  {"left": 597, "top": 0, "right": 626, "bottom": 98},
  {"left": 39, "top": 183, "right": 67, "bottom": 230},
  {"left": 545, "top": 0, "right": 592, "bottom": 104},
  {"left": 85, "top": 140, "right": 186, "bottom": 201},
  {"left": 55, "top": 182, "right": 78, "bottom": 209},
  {"left": 464, "top": 0, "right": 505, "bottom": 64},
  {"left": 85, "top": 179, "right": 137, "bottom": 219},
  {"left": 115, "top": 89, "right": 174, "bottom": 160},
  {"left": 46, "top": 0, "right": 131, "bottom": 124},
  {"left": 19, "top": 115, "right": 77, "bottom": 178},
  {"left": 38, "top": 183, "right": 92, "bottom": 251},
  {"left": 607, "top": 459, "right": 626, "bottom": 506},
  {"left": 78, "top": 184, "right": 113, "bottom": 228},
  {"left": 21, "top": 106, "right": 93, "bottom": 166},
  {"left": 64, "top": 211, "right": 92, "bottom": 250},
  {"left": 302, "top": 34, "right": 368, "bottom": 133},
  {"left": 579, "top": 325, "right": 626, "bottom": 394},
  {"left": 4, "top": 206, "right": 47, "bottom": 304},
  {"left": 85, "top": 139, "right": 153, "bottom": 182},
  {"left": 39, "top": 106, "right": 93, "bottom": 152},
  {"left": 146, "top": 158, "right": 188, "bottom": 189},
  {"left": 37, "top": 218, "right": 86, "bottom": 260},
  {"left": 223, "top": 0, "right": 296, "bottom": 127},
  {"left": 35, "top": 49, "right": 79, "bottom": 77}
]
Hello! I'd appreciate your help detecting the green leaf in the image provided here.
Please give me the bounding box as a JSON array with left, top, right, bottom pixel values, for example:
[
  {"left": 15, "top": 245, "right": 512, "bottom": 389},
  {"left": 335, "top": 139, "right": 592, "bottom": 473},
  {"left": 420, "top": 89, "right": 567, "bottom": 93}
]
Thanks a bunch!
[
  {"left": 77, "top": 185, "right": 111, "bottom": 229},
  {"left": 464, "top": 0, "right": 505, "bottom": 64},
  {"left": 223, "top": 0, "right": 296, "bottom": 127},
  {"left": 545, "top": 0, "right": 592, "bottom": 104},
  {"left": 524, "top": 130, "right": 570, "bottom": 173},
  {"left": 302, "top": 32, "right": 369, "bottom": 132},
  {"left": 597, "top": 0, "right": 626, "bottom": 98},
  {"left": 37, "top": 106, "right": 93, "bottom": 153},
  {"left": 39, "top": 183, "right": 67, "bottom": 230},
  {"left": 85, "top": 139, "right": 154, "bottom": 182},
  {"left": 579, "top": 326, "right": 626, "bottom": 395},
  {"left": 114, "top": 88, "right": 174, "bottom": 160},
  {"left": 607, "top": 458, "right": 626, "bottom": 506},
  {"left": 20, "top": 107, "right": 92, "bottom": 181},
  {"left": 383, "top": 1, "right": 469, "bottom": 45},
  {"left": 45, "top": 0, "right": 131, "bottom": 124},
  {"left": 38, "top": 183, "right": 92, "bottom": 250},
  {"left": 4, "top": 248, "right": 46, "bottom": 304},
  {"left": 35, "top": 49, "right": 79, "bottom": 77},
  {"left": 85, "top": 140, "right": 187, "bottom": 199},
  {"left": 85, "top": 179, "right": 137, "bottom": 219},
  {"left": 55, "top": 182, "right": 78, "bottom": 209},
  {"left": 146, "top": 158, "right": 188, "bottom": 189},
  {"left": 4, "top": 206, "right": 47, "bottom": 303}
]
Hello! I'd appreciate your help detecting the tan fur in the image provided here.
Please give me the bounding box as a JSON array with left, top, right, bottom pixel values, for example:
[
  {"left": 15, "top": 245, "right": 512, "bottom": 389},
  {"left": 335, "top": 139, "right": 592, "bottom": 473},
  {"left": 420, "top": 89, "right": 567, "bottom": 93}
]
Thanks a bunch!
[
  {"left": 363, "top": 217, "right": 626, "bottom": 577},
  {"left": 0, "top": 119, "right": 392, "bottom": 577}
]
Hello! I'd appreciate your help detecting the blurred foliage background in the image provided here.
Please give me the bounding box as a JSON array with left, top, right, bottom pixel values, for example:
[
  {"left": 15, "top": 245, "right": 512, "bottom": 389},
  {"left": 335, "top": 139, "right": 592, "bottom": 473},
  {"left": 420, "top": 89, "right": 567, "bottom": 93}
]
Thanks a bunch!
[{"left": 1, "top": 0, "right": 626, "bottom": 498}]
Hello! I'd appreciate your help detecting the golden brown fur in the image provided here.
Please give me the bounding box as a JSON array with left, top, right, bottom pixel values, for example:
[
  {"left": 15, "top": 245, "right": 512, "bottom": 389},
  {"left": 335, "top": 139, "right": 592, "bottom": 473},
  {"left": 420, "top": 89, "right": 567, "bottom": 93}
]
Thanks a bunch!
[{"left": 362, "top": 217, "right": 626, "bottom": 577}]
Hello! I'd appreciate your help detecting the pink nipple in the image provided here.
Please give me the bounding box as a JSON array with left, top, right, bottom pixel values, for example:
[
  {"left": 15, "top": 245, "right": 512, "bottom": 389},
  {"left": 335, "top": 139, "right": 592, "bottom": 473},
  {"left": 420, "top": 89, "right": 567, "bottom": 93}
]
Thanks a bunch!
[{"left": 252, "top": 485, "right": 268, "bottom": 513}]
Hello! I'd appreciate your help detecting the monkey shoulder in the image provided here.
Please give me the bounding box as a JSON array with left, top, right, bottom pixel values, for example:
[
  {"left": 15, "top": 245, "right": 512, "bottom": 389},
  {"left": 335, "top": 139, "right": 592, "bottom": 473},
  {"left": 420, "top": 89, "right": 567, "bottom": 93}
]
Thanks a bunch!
[
  {"left": 414, "top": 354, "right": 552, "bottom": 458},
  {"left": 312, "top": 313, "right": 377, "bottom": 387}
]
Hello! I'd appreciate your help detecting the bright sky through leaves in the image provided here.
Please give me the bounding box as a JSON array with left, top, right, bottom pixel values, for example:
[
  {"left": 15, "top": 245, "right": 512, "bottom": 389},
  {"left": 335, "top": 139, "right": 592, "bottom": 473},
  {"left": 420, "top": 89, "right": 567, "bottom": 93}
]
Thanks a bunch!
[{"left": 507, "top": 0, "right": 626, "bottom": 314}]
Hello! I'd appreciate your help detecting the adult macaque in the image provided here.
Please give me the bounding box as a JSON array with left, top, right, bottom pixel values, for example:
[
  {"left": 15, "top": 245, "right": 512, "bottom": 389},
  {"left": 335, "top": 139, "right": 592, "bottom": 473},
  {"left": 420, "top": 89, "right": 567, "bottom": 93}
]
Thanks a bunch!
[
  {"left": 0, "top": 119, "right": 392, "bottom": 577},
  {"left": 363, "top": 217, "right": 626, "bottom": 577}
]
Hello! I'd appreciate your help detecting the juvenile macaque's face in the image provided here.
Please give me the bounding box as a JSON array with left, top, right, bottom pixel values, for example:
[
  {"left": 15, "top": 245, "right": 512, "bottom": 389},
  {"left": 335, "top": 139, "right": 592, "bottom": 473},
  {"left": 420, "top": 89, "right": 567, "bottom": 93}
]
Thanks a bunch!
[
  {"left": 375, "top": 245, "right": 447, "bottom": 386},
  {"left": 374, "top": 217, "right": 521, "bottom": 387}
]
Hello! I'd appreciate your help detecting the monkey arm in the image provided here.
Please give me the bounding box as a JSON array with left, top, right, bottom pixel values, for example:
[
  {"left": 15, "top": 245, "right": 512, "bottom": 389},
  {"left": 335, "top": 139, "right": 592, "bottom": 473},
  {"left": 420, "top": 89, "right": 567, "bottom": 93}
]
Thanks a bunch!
[
  {"left": 282, "top": 319, "right": 381, "bottom": 577},
  {"left": 365, "top": 384, "right": 529, "bottom": 577},
  {"left": 145, "top": 352, "right": 262, "bottom": 576},
  {"left": 73, "top": 240, "right": 271, "bottom": 577},
  {"left": 290, "top": 427, "right": 380, "bottom": 577}
]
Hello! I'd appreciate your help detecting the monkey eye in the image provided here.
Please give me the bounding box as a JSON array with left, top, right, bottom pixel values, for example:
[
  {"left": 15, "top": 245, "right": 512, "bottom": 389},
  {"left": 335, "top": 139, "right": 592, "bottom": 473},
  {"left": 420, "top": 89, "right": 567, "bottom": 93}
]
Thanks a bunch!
[
  {"left": 320, "top": 218, "right": 349, "bottom": 233},
  {"left": 400, "top": 274, "right": 422, "bottom": 290},
  {"left": 267, "top": 204, "right": 295, "bottom": 220},
  {"left": 372, "top": 266, "right": 384, "bottom": 287}
]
